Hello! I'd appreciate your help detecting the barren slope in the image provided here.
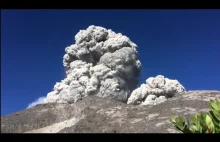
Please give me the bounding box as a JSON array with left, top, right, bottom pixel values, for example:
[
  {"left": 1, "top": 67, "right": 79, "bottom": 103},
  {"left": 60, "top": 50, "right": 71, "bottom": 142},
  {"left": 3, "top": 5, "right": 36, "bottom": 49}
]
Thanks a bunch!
[{"left": 1, "top": 91, "right": 220, "bottom": 133}]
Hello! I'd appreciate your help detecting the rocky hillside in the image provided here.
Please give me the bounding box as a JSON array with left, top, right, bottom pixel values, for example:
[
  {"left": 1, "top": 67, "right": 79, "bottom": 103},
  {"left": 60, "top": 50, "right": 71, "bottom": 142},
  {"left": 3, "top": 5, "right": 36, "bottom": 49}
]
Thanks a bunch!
[{"left": 1, "top": 91, "right": 219, "bottom": 133}]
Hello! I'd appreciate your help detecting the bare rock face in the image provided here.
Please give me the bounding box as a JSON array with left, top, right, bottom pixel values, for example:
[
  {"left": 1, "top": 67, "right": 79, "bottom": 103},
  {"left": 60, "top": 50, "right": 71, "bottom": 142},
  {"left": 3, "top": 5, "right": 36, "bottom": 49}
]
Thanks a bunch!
[
  {"left": 45, "top": 25, "right": 141, "bottom": 104},
  {"left": 1, "top": 91, "right": 220, "bottom": 133},
  {"left": 127, "top": 75, "right": 186, "bottom": 105}
]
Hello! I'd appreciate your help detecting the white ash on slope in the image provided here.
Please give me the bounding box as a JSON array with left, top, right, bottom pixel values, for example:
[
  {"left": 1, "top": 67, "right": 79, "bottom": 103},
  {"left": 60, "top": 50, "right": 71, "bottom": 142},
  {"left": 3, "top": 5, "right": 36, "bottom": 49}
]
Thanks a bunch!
[
  {"left": 45, "top": 25, "right": 142, "bottom": 104},
  {"left": 127, "top": 75, "right": 186, "bottom": 105}
]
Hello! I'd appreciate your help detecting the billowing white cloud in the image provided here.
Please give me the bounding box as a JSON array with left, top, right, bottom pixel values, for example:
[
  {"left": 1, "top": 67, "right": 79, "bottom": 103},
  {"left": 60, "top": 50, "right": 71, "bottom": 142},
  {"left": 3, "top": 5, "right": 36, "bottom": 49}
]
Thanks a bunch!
[
  {"left": 33, "top": 25, "right": 186, "bottom": 108},
  {"left": 127, "top": 75, "right": 186, "bottom": 105},
  {"left": 44, "top": 25, "right": 141, "bottom": 104},
  {"left": 27, "top": 96, "right": 46, "bottom": 109}
]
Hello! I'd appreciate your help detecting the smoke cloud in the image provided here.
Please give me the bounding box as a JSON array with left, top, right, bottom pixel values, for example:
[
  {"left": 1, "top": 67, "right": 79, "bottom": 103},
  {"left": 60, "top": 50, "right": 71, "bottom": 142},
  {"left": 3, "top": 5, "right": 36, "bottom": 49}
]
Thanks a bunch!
[
  {"left": 127, "top": 75, "right": 186, "bottom": 105},
  {"left": 27, "top": 96, "right": 46, "bottom": 109},
  {"left": 26, "top": 25, "right": 186, "bottom": 108},
  {"left": 44, "top": 25, "right": 142, "bottom": 104}
]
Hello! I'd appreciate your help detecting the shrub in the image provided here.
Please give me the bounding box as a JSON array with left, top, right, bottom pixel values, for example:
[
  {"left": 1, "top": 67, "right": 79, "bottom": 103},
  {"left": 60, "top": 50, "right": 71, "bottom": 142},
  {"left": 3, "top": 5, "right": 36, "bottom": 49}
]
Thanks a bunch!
[{"left": 170, "top": 100, "right": 220, "bottom": 133}]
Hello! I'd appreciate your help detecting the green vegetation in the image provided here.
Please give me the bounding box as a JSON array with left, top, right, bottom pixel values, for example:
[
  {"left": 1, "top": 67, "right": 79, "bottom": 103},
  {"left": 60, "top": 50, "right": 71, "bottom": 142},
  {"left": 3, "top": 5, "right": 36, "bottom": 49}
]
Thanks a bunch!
[{"left": 170, "top": 100, "right": 220, "bottom": 133}]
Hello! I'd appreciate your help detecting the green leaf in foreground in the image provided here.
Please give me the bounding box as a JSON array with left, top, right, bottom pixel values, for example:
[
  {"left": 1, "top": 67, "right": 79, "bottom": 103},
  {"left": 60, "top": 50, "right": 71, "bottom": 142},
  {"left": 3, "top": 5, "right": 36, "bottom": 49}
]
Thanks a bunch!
[{"left": 170, "top": 100, "right": 220, "bottom": 133}]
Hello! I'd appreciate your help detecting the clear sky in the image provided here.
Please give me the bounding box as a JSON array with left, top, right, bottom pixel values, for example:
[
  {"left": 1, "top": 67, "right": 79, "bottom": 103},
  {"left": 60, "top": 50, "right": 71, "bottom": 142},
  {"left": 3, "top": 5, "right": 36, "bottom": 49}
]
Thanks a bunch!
[{"left": 1, "top": 9, "right": 220, "bottom": 116}]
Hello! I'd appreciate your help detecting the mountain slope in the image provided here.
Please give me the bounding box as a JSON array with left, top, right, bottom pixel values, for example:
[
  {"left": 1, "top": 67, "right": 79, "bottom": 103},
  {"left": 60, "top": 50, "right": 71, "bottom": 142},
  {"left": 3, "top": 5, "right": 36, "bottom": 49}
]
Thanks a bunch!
[{"left": 1, "top": 91, "right": 220, "bottom": 133}]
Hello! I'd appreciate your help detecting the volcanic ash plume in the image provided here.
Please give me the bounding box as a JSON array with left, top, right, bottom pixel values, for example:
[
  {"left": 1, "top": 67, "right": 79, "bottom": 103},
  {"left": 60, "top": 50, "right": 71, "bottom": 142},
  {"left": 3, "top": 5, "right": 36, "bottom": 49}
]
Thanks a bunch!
[
  {"left": 127, "top": 75, "right": 186, "bottom": 105},
  {"left": 45, "top": 25, "right": 142, "bottom": 104}
]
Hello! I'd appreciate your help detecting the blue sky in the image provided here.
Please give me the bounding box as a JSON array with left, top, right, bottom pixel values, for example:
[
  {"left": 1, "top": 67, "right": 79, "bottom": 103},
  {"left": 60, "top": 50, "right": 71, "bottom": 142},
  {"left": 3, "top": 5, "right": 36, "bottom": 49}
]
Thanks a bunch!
[{"left": 1, "top": 10, "right": 220, "bottom": 116}]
